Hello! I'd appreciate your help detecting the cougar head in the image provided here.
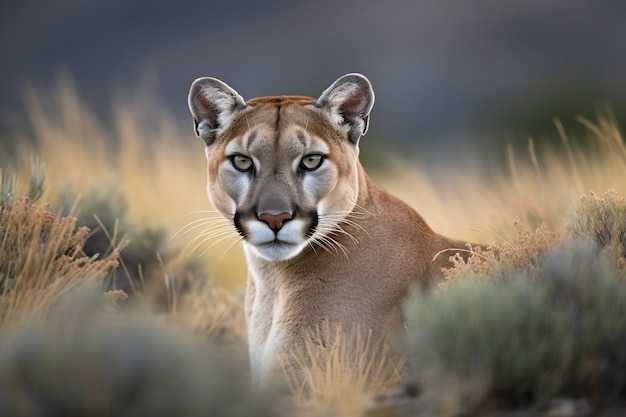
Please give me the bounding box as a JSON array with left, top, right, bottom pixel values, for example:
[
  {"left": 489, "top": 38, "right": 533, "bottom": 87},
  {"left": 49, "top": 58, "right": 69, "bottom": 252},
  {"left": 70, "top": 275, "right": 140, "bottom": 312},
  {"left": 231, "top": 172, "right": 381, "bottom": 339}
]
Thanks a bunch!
[{"left": 188, "top": 74, "right": 374, "bottom": 261}]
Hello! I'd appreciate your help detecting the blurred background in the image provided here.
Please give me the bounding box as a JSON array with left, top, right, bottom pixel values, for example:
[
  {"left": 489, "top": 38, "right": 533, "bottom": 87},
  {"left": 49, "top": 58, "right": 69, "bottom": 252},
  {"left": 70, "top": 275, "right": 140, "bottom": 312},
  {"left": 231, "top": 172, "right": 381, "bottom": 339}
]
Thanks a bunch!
[{"left": 1, "top": 0, "right": 625, "bottom": 165}]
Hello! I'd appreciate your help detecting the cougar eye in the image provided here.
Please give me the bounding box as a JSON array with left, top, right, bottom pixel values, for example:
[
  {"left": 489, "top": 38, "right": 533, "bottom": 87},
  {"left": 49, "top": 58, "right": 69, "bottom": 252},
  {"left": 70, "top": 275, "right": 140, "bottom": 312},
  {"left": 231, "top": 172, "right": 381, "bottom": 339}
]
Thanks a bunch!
[
  {"left": 231, "top": 155, "right": 253, "bottom": 172},
  {"left": 300, "top": 154, "right": 324, "bottom": 171}
]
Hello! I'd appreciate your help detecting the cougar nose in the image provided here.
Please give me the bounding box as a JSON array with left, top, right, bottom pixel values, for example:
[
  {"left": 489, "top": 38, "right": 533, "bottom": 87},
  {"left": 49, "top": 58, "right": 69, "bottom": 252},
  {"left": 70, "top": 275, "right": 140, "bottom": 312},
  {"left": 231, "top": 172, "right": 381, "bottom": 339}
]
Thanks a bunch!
[{"left": 258, "top": 212, "right": 292, "bottom": 232}]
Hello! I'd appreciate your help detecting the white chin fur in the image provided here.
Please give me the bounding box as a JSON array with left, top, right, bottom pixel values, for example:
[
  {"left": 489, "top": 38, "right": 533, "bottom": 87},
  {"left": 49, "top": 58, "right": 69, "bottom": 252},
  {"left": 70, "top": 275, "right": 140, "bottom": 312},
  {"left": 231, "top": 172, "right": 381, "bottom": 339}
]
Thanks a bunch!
[
  {"left": 249, "top": 242, "right": 308, "bottom": 261},
  {"left": 245, "top": 219, "right": 309, "bottom": 261}
]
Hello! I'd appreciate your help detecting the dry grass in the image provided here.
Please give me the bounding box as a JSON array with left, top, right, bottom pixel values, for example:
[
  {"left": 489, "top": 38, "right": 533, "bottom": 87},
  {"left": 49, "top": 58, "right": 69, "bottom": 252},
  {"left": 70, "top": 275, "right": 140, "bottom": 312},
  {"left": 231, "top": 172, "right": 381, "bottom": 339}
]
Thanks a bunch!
[
  {"left": 5, "top": 78, "right": 246, "bottom": 291},
  {"left": 567, "top": 190, "right": 626, "bottom": 278},
  {"left": 0, "top": 195, "right": 123, "bottom": 327},
  {"left": 282, "top": 325, "right": 407, "bottom": 417},
  {"left": 175, "top": 277, "right": 247, "bottom": 346},
  {"left": 4, "top": 81, "right": 625, "bottom": 291},
  {"left": 379, "top": 113, "right": 626, "bottom": 244},
  {"left": 1, "top": 79, "right": 626, "bottom": 415},
  {"left": 441, "top": 219, "right": 561, "bottom": 284}
]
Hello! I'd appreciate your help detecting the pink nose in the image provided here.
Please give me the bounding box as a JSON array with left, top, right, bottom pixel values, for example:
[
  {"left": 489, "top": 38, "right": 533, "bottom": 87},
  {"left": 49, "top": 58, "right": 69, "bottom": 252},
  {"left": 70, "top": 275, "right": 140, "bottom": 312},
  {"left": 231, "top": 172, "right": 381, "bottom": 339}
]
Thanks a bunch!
[{"left": 258, "top": 212, "right": 292, "bottom": 232}]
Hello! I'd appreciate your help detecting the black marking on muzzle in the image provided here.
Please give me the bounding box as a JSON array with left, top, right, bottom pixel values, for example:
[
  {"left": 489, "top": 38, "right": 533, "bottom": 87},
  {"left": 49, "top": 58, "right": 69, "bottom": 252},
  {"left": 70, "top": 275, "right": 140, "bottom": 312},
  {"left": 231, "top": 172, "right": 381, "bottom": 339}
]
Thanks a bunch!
[
  {"left": 306, "top": 211, "right": 319, "bottom": 238},
  {"left": 233, "top": 212, "right": 246, "bottom": 237}
]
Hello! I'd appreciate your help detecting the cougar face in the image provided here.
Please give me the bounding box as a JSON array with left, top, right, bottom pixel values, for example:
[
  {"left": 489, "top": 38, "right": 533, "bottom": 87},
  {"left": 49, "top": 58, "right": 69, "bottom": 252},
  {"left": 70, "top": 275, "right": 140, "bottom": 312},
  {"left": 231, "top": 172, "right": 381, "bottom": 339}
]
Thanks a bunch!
[{"left": 189, "top": 78, "right": 372, "bottom": 261}]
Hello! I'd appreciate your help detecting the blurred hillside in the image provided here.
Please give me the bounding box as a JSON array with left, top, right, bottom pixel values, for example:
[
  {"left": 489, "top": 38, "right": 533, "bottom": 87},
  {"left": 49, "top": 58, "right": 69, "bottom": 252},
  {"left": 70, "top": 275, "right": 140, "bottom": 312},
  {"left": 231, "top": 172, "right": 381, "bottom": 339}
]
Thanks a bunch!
[{"left": 1, "top": 0, "right": 625, "bottom": 164}]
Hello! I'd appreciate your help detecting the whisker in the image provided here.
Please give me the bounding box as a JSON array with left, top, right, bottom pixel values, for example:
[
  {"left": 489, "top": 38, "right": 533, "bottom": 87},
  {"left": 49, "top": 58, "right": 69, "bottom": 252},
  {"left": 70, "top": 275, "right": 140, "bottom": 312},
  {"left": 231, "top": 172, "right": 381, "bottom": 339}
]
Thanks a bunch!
[
  {"left": 185, "top": 229, "right": 236, "bottom": 255},
  {"left": 335, "top": 225, "right": 359, "bottom": 245},
  {"left": 351, "top": 202, "right": 372, "bottom": 216},
  {"left": 311, "top": 229, "right": 350, "bottom": 260},
  {"left": 169, "top": 209, "right": 223, "bottom": 224},
  {"left": 170, "top": 217, "right": 230, "bottom": 240},
  {"left": 338, "top": 218, "right": 370, "bottom": 240},
  {"left": 219, "top": 235, "right": 245, "bottom": 259},
  {"left": 196, "top": 233, "right": 242, "bottom": 258},
  {"left": 307, "top": 241, "right": 319, "bottom": 256},
  {"left": 184, "top": 222, "right": 232, "bottom": 242},
  {"left": 168, "top": 206, "right": 242, "bottom": 259},
  {"left": 188, "top": 228, "right": 235, "bottom": 248},
  {"left": 322, "top": 235, "right": 349, "bottom": 260},
  {"left": 308, "top": 207, "right": 372, "bottom": 261},
  {"left": 183, "top": 219, "right": 231, "bottom": 235},
  {"left": 311, "top": 236, "right": 338, "bottom": 257},
  {"left": 317, "top": 208, "right": 371, "bottom": 244},
  {"left": 189, "top": 233, "right": 234, "bottom": 257}
]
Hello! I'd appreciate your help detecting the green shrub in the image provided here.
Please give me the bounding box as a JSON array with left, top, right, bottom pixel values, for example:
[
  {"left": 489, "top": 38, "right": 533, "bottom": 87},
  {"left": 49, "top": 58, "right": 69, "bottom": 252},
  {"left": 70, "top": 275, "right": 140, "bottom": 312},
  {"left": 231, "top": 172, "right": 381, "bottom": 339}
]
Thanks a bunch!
[
  {"left": 403, "top": 240, "right": 626, "bottom": 413},
  {"left": 0, "top": 309, "right": 280, "bottom": 417}
]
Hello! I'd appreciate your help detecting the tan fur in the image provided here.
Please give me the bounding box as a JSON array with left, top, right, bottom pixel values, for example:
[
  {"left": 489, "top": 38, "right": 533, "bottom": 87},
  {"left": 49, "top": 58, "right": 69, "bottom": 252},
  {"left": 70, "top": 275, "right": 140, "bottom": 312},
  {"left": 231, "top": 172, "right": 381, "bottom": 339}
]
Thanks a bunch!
[{"left": 188, "top": 74, "right": 472, "bottom": 385}]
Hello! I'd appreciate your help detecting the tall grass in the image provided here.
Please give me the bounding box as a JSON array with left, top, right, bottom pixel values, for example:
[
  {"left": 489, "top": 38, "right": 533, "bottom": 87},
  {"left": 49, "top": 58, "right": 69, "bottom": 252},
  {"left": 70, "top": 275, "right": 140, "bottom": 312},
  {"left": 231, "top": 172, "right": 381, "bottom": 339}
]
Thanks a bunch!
[
  {"left": 4, "top": 80, "right": 625, "bottom": 289},
  {"left": 379, "top": 113, "right": 626, "bottom": 244},
  {"left": 4, "top": 78, "right": 246, "bottom": 291},
  {"left": 282, "top": 325, "right": 406, "bottom": 417},
  {"left": 2, "top": 79, "right": 626, "bottom": 415},
  {"left": 567, "top": 190, "right": 626, "bottom": 278},
  {"left": 0, "top": 192, "right": 123, "bottom": 326}
]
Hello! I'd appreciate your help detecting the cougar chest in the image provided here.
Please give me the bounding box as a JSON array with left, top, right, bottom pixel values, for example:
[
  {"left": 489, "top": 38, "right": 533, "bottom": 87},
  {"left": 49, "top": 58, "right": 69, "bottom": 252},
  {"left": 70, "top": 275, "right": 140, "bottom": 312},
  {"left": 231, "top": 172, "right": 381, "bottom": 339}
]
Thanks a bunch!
[{"left": 244, "top": 252, "right": 293, "bottom": 384}]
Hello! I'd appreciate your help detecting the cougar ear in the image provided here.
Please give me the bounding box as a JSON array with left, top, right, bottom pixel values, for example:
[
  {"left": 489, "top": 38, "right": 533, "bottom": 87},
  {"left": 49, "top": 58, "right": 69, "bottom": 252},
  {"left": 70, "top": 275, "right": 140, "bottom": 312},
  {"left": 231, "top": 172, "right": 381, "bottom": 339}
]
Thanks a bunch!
[
  {"left": 316, "top": 73, "right": 375, "bottom": 145},
  {"left": 188, "top": 77, "right": 246, "bottom": 146}
]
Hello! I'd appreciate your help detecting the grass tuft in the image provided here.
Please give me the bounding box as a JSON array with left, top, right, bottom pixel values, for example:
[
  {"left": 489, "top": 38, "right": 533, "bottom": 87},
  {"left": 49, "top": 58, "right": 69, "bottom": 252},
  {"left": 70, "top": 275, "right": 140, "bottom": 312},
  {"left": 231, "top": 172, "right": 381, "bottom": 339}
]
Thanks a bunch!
[
  {"left": 0, "top": 161, "right": 124, "bottom": 327},
  {"left": 0, "top": 193, "right": 123, "bottom": 327},
  {"left": 282, "top": 325, "right": 406, "bottom": 417},
  {"left": 0, "top": 169, "right": 16, "bottom": 208},
  {"left": 442, "top": 219, "right": 561, "bottom": 284},
  {"left": 567, "top": 190, "right": 626, "bottom": 278}
]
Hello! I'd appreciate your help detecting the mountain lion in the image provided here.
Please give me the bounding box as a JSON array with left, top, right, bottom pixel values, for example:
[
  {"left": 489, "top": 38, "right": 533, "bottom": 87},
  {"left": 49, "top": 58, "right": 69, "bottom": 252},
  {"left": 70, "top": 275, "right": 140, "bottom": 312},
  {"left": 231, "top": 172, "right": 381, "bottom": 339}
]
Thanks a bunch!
[{"left": 188, "top": 73, "right": 472, "bottom": 385}]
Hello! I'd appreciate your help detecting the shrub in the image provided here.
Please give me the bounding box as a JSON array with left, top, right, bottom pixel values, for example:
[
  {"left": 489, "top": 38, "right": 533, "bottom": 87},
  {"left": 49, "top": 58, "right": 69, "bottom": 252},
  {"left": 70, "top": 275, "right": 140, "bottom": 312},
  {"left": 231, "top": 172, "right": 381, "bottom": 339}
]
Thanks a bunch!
[
  {"left": 567, "top": 190, "right": 626, "bottom": 278},
  {"left": 0, "top": 311, "right": 280, "bottom": 417},
  {"left": 403, "top": 240, "right": 626, "bottom": 414},
  {"left": 0, "top": 166, "right": 122, "bottom": 326},
  {"left": 442, "top": 219, "right": 560, "bottom": 284}
]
